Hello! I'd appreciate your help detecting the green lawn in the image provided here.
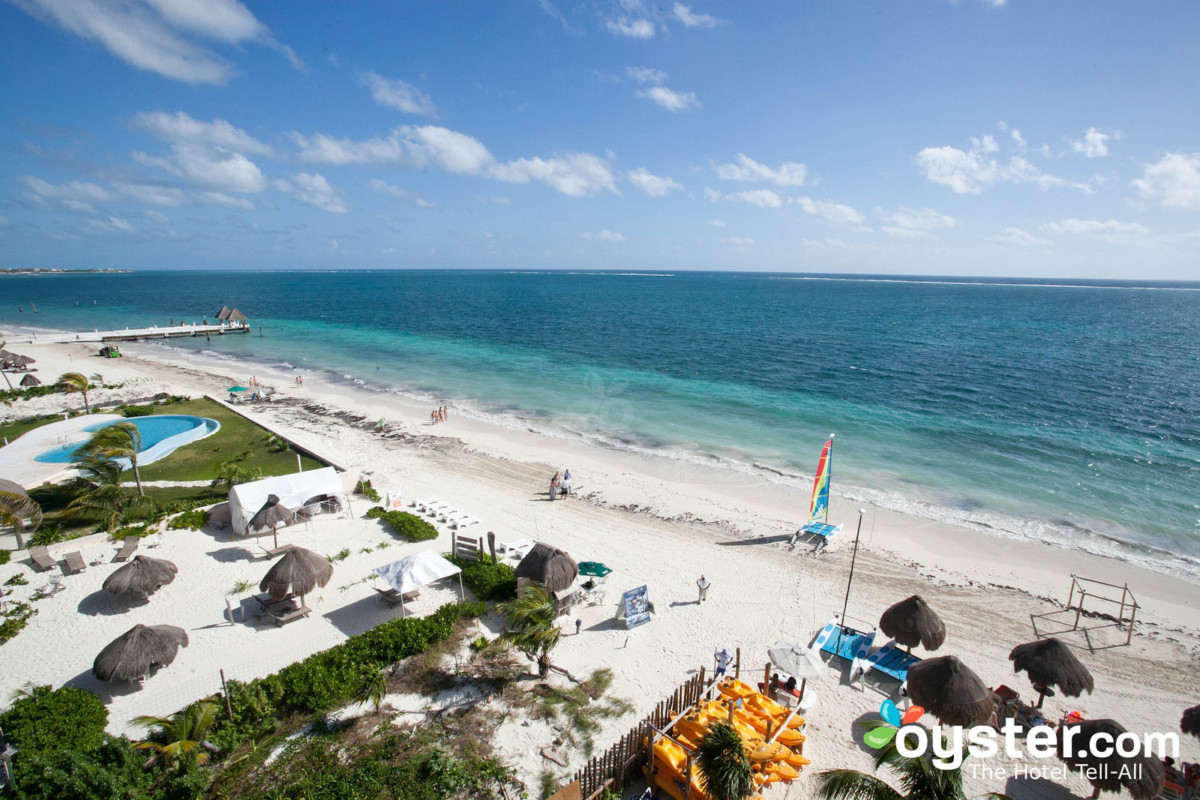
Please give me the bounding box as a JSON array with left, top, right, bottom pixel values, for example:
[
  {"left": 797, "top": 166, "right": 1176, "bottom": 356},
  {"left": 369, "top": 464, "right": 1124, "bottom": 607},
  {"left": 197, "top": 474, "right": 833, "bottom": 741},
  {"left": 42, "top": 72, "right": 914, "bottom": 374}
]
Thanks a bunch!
[
  {"left": 29, "top": 484, "right": 227, "bottom": 537},
  {"left": 137, "top": 397, "right": 323, "bottom": 482},
  {"left": 0, "top": 414, "right": 62, "bottom": 446}
]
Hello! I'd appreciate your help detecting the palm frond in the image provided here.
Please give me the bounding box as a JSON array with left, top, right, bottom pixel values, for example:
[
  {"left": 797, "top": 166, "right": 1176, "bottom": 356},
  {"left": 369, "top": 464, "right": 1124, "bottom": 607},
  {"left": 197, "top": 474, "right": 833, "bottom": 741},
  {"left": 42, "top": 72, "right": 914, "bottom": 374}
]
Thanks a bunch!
[{"left": 817, "top": 769, "right": 905, "bottom": 800}]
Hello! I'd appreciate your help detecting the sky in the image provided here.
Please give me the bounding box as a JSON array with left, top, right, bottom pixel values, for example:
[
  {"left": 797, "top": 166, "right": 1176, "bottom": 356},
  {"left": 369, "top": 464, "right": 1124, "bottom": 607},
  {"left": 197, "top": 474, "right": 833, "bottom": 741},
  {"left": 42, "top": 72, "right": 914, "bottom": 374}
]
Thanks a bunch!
[{"left": 1, "top": 1, "right": 1198, "bottom": 279}]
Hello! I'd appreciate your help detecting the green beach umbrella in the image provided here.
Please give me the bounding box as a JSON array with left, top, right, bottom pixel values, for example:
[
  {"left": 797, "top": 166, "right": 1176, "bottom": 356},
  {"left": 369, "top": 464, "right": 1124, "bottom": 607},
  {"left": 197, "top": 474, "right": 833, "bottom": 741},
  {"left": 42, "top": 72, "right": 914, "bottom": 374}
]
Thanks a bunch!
[{"left": 227, "top": 385, "right": 249, "bottom": 392}]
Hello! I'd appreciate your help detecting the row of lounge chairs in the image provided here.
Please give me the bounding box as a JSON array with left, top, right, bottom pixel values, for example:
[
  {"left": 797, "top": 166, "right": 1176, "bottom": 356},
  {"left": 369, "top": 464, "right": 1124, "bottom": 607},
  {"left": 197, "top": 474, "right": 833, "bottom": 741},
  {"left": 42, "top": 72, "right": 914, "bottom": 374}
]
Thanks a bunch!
[
  {"left": 30, "top": 546, "right": 88, "bottom": 575},
  {"left": 412, "top": 498, "right": 478, "bottom": 530},
  {"left": 811, "top": 616, "right": 922, "bottom": 686},
  {"left": 251, "top": 592, "right": 311, "bottom": 626}
]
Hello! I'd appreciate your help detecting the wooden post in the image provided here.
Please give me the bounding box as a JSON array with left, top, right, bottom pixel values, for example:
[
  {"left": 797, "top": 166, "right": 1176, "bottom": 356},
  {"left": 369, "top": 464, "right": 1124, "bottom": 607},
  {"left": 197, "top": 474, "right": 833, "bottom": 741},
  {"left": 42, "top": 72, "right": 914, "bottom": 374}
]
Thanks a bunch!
[
  {"left": 1117, "top": 584, "right": 1127, "bottom": 623},
  {"left": 727, "top": 699, "right": 734, "bottom": 725},
  {"left": 451, "top": 531, "right": 458, "bottom": 559},
  {"left": 1126, "top": 602, "right": 1136, "bottom": 646},
  {"left": 684, "top": 753, "right": 693, "bottom": 800},
  {"left": 487, "top": 531, "right": 497, "bottom": 564},
  {"left": 735, "top": 646, "right": 741, "bottom": 679},
  {"left": 763, "top": 661, "right": 771, "bottom": 696},
  {"left": 220, "top": 669, "right": 234, "bottom": 720}
]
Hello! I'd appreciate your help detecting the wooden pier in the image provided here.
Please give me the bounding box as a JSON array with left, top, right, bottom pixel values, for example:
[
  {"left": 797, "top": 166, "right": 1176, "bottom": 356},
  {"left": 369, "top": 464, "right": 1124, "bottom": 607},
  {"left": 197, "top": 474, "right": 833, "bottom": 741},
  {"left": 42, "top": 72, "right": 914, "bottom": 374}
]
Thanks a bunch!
[{"left": 3, "top": 322, "right": 251, "bottom": 345}]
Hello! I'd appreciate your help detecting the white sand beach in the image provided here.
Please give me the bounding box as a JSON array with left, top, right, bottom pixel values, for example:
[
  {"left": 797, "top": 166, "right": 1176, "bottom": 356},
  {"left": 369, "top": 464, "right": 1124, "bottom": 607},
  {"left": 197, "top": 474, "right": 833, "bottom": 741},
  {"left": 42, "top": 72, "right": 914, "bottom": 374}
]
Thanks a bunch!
[{"left": 3, "top": 340, "right": 1199, "bottom": 800}]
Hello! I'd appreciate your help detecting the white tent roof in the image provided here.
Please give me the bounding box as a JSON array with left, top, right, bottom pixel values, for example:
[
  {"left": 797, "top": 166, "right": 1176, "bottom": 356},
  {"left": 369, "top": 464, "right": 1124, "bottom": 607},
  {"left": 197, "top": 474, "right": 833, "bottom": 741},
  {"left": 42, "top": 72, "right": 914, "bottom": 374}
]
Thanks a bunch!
[
  {"left": 228, "top": 466, "right": 344, "bottom": 536},
  {"left": 374, "top": 550, "right": 462, "bottom": 595}
]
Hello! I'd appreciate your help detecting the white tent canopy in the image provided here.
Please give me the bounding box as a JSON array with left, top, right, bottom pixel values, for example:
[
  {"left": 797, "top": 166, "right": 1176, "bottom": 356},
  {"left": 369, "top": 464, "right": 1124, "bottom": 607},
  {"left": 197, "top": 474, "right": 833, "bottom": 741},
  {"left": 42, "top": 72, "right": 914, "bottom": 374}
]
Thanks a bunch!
[
  {"left": 228, "top": 467, "right": 346, "bottom": 536},
  {"left": 374, "top": 551, "right": 464, "bottom": 608}
]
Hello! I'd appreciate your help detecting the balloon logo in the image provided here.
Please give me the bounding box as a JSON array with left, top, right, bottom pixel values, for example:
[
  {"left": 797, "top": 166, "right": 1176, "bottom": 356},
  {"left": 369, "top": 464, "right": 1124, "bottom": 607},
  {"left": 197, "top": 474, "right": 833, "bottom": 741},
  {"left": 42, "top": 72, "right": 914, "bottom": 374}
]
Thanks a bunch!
[{"left": 864, "top": 700, "right": 925, "bottom": 749}]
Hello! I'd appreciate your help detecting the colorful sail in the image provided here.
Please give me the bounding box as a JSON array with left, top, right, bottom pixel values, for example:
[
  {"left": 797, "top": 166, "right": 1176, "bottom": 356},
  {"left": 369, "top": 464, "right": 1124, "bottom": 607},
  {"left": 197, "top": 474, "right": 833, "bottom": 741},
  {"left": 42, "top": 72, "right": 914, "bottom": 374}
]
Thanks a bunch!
[{"left": 808, "top": 436, "right": 833, "bottom": 523}]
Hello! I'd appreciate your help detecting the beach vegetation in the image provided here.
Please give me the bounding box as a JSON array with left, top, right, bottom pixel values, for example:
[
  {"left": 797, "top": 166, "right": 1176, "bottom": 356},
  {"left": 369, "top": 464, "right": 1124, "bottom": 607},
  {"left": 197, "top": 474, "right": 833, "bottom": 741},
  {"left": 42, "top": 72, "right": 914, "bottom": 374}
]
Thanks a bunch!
[
  {"left": 327, "top": 547, "right": 351, "bottom": 563},
  {"left": 6, "top": 572, "right": 28, "bottom": 585},
  {"left": 366, "top": 506, "right": 439, "bottom": 541},
  {"left": 528, "top": 669, "right": 634, "bottom": 757},
  {"left": 210, "top": 460, "right": 262, "bottom": 491},
  {"left": 231, "top": 579, "right": 254, "bottom": 594},
  {"left": 448, "top": 552, "right": 518, "bottom": 601},
  {"left": 56, "top": 371, "right": 103, "bottom": 414},
  {"left": 496, "top": 583, "right": 561, "bottom": 678},
  {"left": 0, "top": 600, "right": 37, "bottom": 643},
  {"left": 65, "top": 456, "right": 149, "bottom": 532},
  {"left": 354, "top": 477, "right": 381, "bottom": 502},
  {"left": 75, "top": 420, "right": 146, "bottom": 496},
  {"left": 264, "top": 433, "right": 290, "bottom": 453},
  {"left": 350, "top": 664, "right": 388, "bottom": 714},
  {"left": 113, "top": 523, "right": 155, "bottom": 539},
  {"left": 696, "top": 721, "right": 755, "bottom": 800},
  {"left": 168, "top": 508, "right": 211, "bottom": 530},
  {"left": 119, "top": 403, "right": 156, "bottom": 417},
  {"left": 0, "top": 685, "right": 109, "bottom": 758},
  {"left": 1, "top": 733, "right": 155, "bottom": 800},
  {"left": 133, "top": 700, "right": 220, "bottom": 769},
  {"left": 816, "top": 721, "right": 1010, "bottom": 800},
  {"left": 0, "top": 481, "right": 42, "bottom": 550},
  {"left": 28, "top": 523, "right": 65, "bottom": 547},
  {"left": 0, "top": 549, "right": 8, "bottom": 565}
]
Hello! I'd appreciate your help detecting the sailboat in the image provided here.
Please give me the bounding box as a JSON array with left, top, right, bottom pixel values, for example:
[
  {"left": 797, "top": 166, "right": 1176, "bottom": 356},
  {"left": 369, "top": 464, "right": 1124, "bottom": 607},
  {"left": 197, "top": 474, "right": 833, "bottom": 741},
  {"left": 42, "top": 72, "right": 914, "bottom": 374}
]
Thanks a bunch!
[{"left": 792, "top": 434, "right": 842, "bottom": 547}]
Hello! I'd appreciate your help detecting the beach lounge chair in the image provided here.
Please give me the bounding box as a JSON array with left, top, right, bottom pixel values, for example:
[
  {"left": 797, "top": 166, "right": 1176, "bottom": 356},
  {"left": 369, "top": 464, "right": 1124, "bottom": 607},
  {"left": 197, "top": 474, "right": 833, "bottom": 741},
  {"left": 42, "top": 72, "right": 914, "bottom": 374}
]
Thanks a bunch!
[
  {"left": 270, "top": 604, "right": 312, "bottom": 626},
  {"left": 260, "top": 544, "right": 293, "bottom": 559},
  {"left": 498, "top": 538, "right": 533, "bottom": 561},
  {"left": 146, "top": 532, "right": 163, "bottom": 548},
  {"left": 859, "top": 639, "right": 922, "bottom": 685},
  {"left": 113, "top": 537, "right": 139, "bottom": 562},
  {"left": 63, "top": 551, "right": 87, "bottom": 575},
  {"left": 451, "top": 516, "right": 479, "bottom": 530},
  {"left": 373, "top": 587, "right": 419, "bottom": 607},
  {"left": 425, "top": 502, "right": 451, "bottom": 518},
  {"left": 29, "top": 546, "right": 57, "bottom": 572},
  {"left": 254, "top": 592, "right": 295, "bottom": 610}
]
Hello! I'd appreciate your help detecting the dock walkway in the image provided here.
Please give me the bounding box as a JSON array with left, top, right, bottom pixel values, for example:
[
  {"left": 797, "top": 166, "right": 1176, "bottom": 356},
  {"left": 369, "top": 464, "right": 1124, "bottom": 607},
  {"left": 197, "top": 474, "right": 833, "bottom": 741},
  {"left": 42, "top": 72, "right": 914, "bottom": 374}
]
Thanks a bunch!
[{"left": 4, "top": 323, "right": 249, "bottom": 345}]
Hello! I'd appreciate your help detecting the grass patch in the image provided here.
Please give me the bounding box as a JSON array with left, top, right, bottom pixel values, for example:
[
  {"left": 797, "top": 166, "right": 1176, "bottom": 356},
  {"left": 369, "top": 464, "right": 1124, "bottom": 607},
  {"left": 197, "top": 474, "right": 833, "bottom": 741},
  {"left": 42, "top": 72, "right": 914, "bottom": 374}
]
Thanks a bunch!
[
  {"left": 0, "top": 414, "right": 64, "bottom": 446},
  {"left": 28, "top": 484, "right": 225, "bottom": 539},
  {"left": 137, "top": 397, "right": 323, "bottom": 482}
]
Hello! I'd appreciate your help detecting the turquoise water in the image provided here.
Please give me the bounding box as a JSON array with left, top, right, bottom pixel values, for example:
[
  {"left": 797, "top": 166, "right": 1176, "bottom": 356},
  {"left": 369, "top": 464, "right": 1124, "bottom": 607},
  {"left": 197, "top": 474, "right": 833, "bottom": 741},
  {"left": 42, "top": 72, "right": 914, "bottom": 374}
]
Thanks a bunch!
[
  {"left": 2, "top": 270, "right": 1198, "bottom": 577},
  {"left": 33, "top": 415, "right": 218, "bottom": 464}
]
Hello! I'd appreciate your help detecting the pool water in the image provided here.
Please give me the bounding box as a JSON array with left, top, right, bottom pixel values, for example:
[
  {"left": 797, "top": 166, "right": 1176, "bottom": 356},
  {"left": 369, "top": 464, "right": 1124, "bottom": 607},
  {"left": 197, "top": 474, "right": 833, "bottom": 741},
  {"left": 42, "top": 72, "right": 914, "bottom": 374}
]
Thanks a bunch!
[{"left": 34, "top": 415, "right": 220, "bottom": 465}]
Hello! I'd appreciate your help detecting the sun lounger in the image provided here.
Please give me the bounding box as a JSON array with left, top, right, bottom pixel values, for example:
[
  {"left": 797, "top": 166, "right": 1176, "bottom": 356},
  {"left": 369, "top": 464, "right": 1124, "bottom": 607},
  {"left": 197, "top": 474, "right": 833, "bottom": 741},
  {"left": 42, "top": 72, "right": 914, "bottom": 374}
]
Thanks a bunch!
[
  {"left": 451, "top": 516, "right": 479, "bottom": 530},
  {"left": 270, "top": 604, "right": 312, "bottom": 626},
  {"left": 425, "top": 502, "right": 451, "bottom": 517},
  {"left": 62, "top": 551, "right": 87, "bottom": 575},
  {"left": 373, "top": 587, "right": 419, "bottom": 607},
  {"left": 254, "top": 592, "right": 296, "bottom": 610},
  {"left": 113, "top": 536, "right": 139, "bottom": 562},
  {"left": 498, "top": 539, "right": 533, "bottom": 560},
  {"left": 29, "top": 546, "right": 57, "bottom": 572},
  {"left": 260, "top": 544, "right": 294, "bottom": 559},
  {"left": 860, "top": 639, "right": 921, "bottom": 684}
]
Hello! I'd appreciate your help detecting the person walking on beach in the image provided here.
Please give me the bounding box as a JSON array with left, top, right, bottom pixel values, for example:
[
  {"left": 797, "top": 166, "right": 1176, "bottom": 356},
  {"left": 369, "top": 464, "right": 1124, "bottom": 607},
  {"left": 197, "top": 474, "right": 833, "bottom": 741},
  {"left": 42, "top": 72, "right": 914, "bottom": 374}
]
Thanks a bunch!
[
  {"left": 561, "top": 468, "right": 572, "bottom": 496},
  {"left": 431, "top": 410, "right": 438, "bottom": 425},
  {"left": 714, "top": 647, "right": 730, "bottom": 677},
  {"left": 697, "top": 575, "right": 710, "bottom": 603}
]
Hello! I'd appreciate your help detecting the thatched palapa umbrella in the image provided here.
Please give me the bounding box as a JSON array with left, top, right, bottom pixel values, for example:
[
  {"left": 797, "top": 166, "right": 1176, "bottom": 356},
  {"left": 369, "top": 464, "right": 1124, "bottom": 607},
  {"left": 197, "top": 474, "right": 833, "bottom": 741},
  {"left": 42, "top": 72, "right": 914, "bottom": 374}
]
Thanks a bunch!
[
  {"left": 228, "top": 309, "right": 248, "bottom": 323},
  {"left": 103, "top": 555, "right": 178, "bottom": 597},
  {"left": 1057, "top": 719, "right": 1164, "bottom": 799},
  {"left": 93, "top": 624, "right": 188, "bottom": 682},
  {"left": 906, "top": 654, "right": 994, "bottom": 727},
  {"left": 1009, "top": 637, "right": 1094, "bottom": 708},
  {"left": 19, "top": 373, "right": 40, "bottom": 387},
  {"left": 215, "top": 306, "right": 232, "bottom": 320},
  {"left": 9, "top": 354, "right": 35, "bottom": 371},
  {"left": 515, "top": 542, "right": 578, "bottom": 593},
  {"left": 1182, "top": 705, "right": 1200, "bottom": 739},
  {"left": 259, "top": 546, "right": 332, "bottom": 605},
  {"left": 879, "top": 594, "right": 945, "bottom": 653},
  {"left": 0, "top": 478, "right": 42, "bottom": 550},
  {"left": 249, "top": 494, "right": 294, "bottom": 549}
]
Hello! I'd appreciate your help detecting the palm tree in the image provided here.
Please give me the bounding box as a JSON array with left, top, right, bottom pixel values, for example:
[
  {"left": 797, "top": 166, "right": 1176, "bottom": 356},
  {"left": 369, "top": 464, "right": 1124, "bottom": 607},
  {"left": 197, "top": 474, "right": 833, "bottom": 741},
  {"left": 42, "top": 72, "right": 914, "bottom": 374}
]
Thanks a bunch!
[
  {"left": 133, "top": 700, "right": 219, "bottom": 769},
  {"left": 76, "top": 421, "right": 145, "bottom": 496},
  {"left": 696, "top": 721, "right": 755, "bottom": 800},
  {"left": 351, "top": 665, "right": 388, "bottom": 714},
  {"left": 66, "top": 456, "right": 145, "bottom": 532},
  {"left": 0, "top": 479, "right": 42, "bottom": 550},
  {"left": 496, "top": 582, "right": 561, "bottom": 678},
  {"left": 57, "top": 372, "right": 102, "bottom": 414},
  {"left": 817, "top": 722, "right": 1009, "bottom": 800},
  {"left": 210, "top": 460, "right": 263, "bottom": 491}
]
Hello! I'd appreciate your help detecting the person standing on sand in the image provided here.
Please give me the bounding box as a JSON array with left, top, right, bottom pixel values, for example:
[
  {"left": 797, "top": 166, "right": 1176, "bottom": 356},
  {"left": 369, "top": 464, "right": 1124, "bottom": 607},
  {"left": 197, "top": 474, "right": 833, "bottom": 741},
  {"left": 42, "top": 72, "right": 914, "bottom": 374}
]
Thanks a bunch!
[
  {"left": 697, "top": 575, "right": 710, "bottom": 603},
  {"left": 549, "top": 472, "right": 560, "bottom": 501},
  {"left": 561, "top": 469, "right": 572, "bottom": 496},
  {"left": 715, "top": 647, "right": 730, "bottom": 677},
  {"left": 431, "top": 410, "right": 438, "bottom": 425}
]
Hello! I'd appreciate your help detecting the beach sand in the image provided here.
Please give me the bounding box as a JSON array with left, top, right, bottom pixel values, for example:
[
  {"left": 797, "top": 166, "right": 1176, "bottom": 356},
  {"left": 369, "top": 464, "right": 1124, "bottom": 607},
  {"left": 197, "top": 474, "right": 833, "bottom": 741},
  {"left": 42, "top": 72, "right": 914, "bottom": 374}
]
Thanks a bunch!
[{"left": 3, "top": 340, "right": 1198, "bottom": 799}]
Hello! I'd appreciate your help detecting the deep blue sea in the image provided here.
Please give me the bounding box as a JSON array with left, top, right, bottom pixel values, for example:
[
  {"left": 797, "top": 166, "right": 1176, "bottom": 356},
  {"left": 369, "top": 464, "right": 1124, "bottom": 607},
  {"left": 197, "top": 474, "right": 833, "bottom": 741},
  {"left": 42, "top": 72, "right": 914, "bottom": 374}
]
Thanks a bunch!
[{"left": 3, "top": 270, "right": 1198, "bottom": 578}]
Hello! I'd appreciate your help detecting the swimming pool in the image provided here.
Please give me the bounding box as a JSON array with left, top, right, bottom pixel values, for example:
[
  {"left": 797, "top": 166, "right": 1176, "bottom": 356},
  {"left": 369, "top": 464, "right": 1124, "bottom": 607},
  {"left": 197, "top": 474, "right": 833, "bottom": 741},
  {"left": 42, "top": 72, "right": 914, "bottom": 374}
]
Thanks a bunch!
[{"left": 34, "top": 415, "right": 220, "bottom": 465}]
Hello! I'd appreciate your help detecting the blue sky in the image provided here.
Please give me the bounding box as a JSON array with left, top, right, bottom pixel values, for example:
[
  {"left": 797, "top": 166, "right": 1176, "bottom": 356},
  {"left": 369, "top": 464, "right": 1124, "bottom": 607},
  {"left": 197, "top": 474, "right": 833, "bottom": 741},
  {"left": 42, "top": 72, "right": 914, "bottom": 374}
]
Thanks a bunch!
[{"left": 1, "top": 1, "right": 1198, "bottom": 278}]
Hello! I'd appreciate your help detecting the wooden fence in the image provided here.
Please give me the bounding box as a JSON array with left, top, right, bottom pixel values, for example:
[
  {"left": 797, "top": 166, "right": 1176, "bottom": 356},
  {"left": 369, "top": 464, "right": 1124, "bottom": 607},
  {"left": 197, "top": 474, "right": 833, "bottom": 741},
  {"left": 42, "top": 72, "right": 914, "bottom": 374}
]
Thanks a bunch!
[{"left": 555, "top": 666, "right": 719, "bottom": 800}]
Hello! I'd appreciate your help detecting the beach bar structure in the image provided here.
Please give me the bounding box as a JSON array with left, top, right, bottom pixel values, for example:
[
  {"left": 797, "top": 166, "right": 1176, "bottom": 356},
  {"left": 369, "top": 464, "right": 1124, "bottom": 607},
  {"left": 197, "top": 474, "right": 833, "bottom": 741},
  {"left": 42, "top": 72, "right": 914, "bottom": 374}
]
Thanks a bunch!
[{"left": 228, "top": 467, "right": 348, "bottom": 536}]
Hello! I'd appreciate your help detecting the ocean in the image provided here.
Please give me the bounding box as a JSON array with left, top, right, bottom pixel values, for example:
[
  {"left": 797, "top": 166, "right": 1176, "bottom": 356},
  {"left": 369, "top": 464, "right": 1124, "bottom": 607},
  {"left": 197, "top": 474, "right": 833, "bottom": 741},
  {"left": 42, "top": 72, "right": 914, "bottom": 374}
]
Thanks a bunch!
[{"left": 2, "top": 270, "right": 1198, "bottom": 579}]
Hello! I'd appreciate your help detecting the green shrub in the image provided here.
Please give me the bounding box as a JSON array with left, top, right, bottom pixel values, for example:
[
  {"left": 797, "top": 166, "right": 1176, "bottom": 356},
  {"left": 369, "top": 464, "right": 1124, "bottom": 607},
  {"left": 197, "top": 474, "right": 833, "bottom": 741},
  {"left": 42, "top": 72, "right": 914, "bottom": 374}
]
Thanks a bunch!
[
  {"left": 112, "top": 523, "right": 155, "bottom": 540},
  {"left": 0, "top": 549, "right": 9, "bottom": 565},
  {"left": 367, "top": 507, "right": 438, "bottom": 542},
  {"left": 29, "top": 525, "right": 66, "bottom": 547},
  {"left": 355, "top": 478, "right": 381, "bottom": 502},
  {"left": 5, "top": 734, "right": 153, "bottom": 800},
  {"left": 119, "top": 404, "right": 155, "bottom": 417},
  {"left": 0, "top": 685, "right": 108, "bottom": 756},
  {"left": 6, "top": 573, "right": 29, "bottom": 586},
  {"left": 168, "top": 508, "right": 211, "bottom": 530},
  {"left": 447, "top": 553, "right": 517, "bottom": 602},
  {"left": 0, "top": 600, "right": 37, "bottom": 643}
]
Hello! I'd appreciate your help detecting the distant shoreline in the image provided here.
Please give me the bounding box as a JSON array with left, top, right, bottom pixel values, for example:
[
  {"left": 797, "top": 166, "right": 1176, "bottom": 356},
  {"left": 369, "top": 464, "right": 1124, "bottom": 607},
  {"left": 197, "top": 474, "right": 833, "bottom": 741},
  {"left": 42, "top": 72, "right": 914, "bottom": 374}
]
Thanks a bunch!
[{"left": 0, "top": 268, "right": 131, "bottom": 275}]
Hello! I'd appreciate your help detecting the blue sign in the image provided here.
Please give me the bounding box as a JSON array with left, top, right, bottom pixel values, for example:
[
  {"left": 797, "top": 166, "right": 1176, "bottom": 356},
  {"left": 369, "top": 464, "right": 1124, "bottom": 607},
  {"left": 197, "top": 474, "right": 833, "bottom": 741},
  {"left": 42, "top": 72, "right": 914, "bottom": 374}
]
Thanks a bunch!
[{"left": 622, "top": 585, "right": 650, "bottom": 629}]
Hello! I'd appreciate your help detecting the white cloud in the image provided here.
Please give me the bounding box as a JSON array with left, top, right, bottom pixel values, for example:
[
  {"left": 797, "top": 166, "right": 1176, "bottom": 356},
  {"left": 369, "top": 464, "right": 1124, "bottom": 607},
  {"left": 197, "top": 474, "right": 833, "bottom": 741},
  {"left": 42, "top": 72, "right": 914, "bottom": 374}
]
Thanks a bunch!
[
  {"left": 726, "top": 189, "right": 786, "bottom": 208},
  {"left": 131, "top": 111, "right": 271, "bottom": 193},
  {"left": 797, "top": 196, "right": 866, "bottom": 225},
  {"left": 989, "top": 227, "right": 1050, "bottom": 247},
  {"left": 881, "top": 205, "right": 957, "bottom": 231},
  {"left": 19, "top": 176, "right": 113, "bottom": 213},
  {"left": 116, "top": 183, "right": 189, "bottom": 206},
  {"left": 881, "top": 226, "right": 932, "bottom": 239},
  {"left": 606, "top": 18, "right": 655, "bottom": 38},
  {"left": 628, "top": 167, "right": 683, "bottom": 196},
  {"left": 707, "top": 219, "right": 725, "bottom": 227},
  {"left": 292, "top": 125, "right": 617, "bottom": 197},
  {"left": 12, "top": 0, "right": 294, "bottom": 84},
  {"left": 714, "top": 154, "right": 807, "bottom": 187},
  {"left": 143, "top": 209, "right": 170, "bottom": 223},
  {"left": 581, "top": 229, "right": 625, "bottom": 242},
  {"left": 133, "top": 111, "right": 274, "bottom": 155},
  {"left": 626, "top": 66, "right": 667, "bottom": 85},
  {"left": 704, "top": 187, "right": 723, "bottom": 202},
  {"left": 1068, "top": 127, "right": 1116, "bottom": 158},
  {"left": 367, "top": 178, "right": 434, "bottom": 207},
  {"left": 274, "top": 172, "right": 350, "bottom": 213},
  {"left": 1040, "top": 219, "right": 1150, "bottom": 236},
  {"left": 360, "top": 72, "right": 436, "bottom": 116},
  {"left": 672, "top": 3, "right": 722, "bottom": 28},
  {"left": 87, "top": 215, "right": 136, "bottom": 233},
  {"left": 1131, "top": 152, "right": 1200, "bottom": 210},
  {"left": 917, "top": 133, "right": 1089, "bottom": 194},
  {"left": 479, "top": 195, "right": 513, "bottom": 206},
  {"left": 198, "top": 191, "right": 254, "bottom": 209},
  {"left": 636, "top": 86, "right": 699, "bottom": 112}
]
